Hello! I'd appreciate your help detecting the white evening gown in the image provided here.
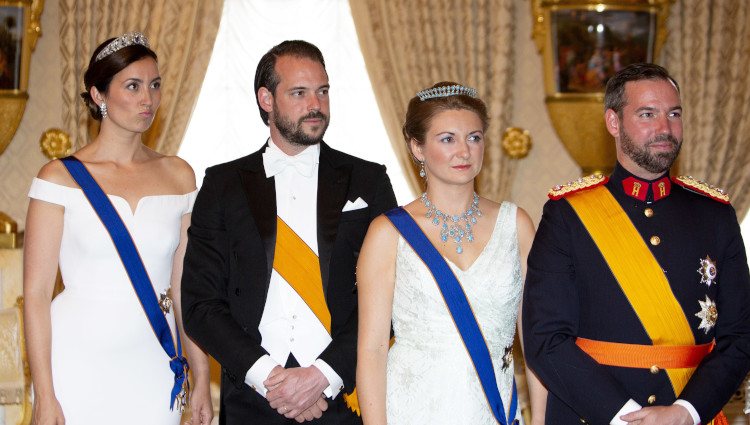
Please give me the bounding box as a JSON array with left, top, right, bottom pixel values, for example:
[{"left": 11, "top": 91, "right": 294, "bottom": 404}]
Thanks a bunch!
[
  {"left": 28, "top": 178, "right": 197, "bottom": 425},
  {"left": 386, "top": 202, "right": 523, "bottom": 425}
]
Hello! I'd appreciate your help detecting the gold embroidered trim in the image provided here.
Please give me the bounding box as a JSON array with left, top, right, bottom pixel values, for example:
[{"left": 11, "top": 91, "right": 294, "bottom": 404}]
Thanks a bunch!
[
  {"left": 548, "top": 174, "right": 608, "bottom": 200},
  {"left": 673, "top": 176, "right": 730, "bottom": 204}
]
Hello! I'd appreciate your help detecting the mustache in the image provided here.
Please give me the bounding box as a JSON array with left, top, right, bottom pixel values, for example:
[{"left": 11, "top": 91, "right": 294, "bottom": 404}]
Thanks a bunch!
[
  {"left": 299, "top": 111, "right": 327, "bottom": 121},
  {"left": 647, "top": 134, "right": 679, "bottom": 146}
]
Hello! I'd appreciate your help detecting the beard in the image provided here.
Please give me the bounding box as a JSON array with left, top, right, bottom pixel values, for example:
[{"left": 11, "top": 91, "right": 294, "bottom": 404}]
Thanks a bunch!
[
  {"left": 620, "top": 130, "right": 682, "bottom": 175},
  {"left": 273, "top": 108, "right": 329, "bottom": 147}
]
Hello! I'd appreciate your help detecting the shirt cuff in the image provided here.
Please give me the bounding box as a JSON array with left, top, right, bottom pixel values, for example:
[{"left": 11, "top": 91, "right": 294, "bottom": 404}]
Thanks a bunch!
[
  {"left": 313, "top": 359, "right": 344, "bottom": 399},
  {"left": 244, "top": 355, "right": 280, "bottom": 398},
  {"left": 610, "top": 399, "right": 642, "bottom": 425},
  {"left": 673, "top": 399, "right": 700, "bottom": 425}
]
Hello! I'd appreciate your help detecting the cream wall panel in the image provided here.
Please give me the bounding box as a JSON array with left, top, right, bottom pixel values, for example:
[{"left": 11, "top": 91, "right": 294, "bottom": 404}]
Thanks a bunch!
[
  {"left": 509, "top": 2, "right": 580, "bottom": 226},
  {"left": 0, "top": 0, "right": 62, "bottom": 231}
]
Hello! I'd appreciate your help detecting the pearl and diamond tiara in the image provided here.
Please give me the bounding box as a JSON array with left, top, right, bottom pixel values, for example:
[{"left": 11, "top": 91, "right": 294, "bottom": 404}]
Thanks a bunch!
[
  {"left": 95, "top": 32, "right": 150, "bottom": 62},
  {"left": 416, "top": 84, "right": 478, "bottom": 101}
]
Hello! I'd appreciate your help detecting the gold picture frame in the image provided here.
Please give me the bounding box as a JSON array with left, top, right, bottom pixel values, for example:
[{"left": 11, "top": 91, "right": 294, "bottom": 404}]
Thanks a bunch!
[
  {"left": 531, "top": 0, "right": 672, "bottom": 175},
  {"left": 0, "top": 0, "right": 43, "bottom": 156}
]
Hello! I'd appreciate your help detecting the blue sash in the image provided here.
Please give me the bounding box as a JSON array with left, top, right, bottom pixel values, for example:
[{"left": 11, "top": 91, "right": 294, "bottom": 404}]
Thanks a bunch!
[
  {"left": 385, "top": 207, "right": 518, "bottom": 425},
  {"left": 61, "top": 156, "right": 188, "bottom": 411}
]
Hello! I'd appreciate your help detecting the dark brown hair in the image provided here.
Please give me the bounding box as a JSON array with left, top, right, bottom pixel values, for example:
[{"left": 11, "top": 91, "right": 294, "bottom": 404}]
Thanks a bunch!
[
  {"left": 80, "top": 38, "right": 158, "bottom": 120},
  {"left": 403, "top": 81, "right": 489, "bottom": 156},
  {"left": 604, "top": 63, "right": 679, "bottom": 115},
  {"left": 254, "top": 40, "right": 326, "bottom": 126}
]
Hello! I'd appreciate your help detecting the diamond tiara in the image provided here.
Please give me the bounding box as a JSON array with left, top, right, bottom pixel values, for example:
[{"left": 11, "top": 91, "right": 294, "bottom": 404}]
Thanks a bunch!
[
  {"left": 95, "top": 32, "right": 150, "bottom": 62},
  {"left": 416, "top": 84, "right": 478, "bottom": 101}
]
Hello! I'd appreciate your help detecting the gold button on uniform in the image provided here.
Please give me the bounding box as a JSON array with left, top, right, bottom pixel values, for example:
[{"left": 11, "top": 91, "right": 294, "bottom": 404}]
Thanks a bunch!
[
  {"left": 644, "top": 208, "right": 654, "bottom": 218},
  {"left": 650, "top": 236, "right": 661, "bottom": 246},
  {"left": 650, "top": 365, "right": 659, "bottom": 374},
  {"left": 647, "top": 395, "right": 656, "bottom": 404}
]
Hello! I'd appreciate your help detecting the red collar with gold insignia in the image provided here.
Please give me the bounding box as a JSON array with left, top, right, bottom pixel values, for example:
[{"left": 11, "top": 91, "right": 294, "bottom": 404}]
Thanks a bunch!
[{"left": 621, "top": 176, "right": 671, "bottom": 202}]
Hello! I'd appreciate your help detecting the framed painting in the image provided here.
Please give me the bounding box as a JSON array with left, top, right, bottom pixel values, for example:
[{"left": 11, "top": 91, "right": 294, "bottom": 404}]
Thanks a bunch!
[
  {"left": 0, "top": 5, "right": 23, "bottom": 91},
  {"left": 0, "top": 0, "right": 43, "bottom": 156}
]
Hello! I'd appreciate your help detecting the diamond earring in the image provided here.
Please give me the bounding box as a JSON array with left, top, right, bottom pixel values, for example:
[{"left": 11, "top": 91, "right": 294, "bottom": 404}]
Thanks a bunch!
[
  {"left": 419, "top": 161, "right": 426, "bottom": 178},
  {"left": 100, "top": 102, "right": 108, "bottom": 118}
]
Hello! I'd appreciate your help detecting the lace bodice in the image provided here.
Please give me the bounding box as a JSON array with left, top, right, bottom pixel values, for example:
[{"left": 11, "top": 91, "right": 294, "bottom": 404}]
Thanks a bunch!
[{"left": 386, "top": 201, "right": 523, "bottom": 424}]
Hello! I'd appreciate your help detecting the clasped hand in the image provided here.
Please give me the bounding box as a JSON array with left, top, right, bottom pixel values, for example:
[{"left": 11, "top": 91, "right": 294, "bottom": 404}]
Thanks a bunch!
[
  {"left": 621, "top": 405, "right": 693, "bottom": 425},
  {"left": 265, "top": 365, "right": 330, "bottom": 422}
]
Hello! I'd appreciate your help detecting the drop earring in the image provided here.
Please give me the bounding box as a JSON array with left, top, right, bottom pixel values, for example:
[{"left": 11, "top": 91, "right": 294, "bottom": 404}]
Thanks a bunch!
[
  {"left": 100, "top": 102, "right": 108, "bottom": 118},
  {"left": 419, "top": 161, "right": 426, "bottom": 178}
]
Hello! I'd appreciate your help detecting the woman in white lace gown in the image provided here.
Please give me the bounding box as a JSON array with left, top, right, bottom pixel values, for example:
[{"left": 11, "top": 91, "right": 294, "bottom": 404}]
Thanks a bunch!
[
  {"left": 23, "top": 33, "right": 212, "bottom": 425},
  {"left": 357, "top": 82, "right": 547, "bottom": 424}
]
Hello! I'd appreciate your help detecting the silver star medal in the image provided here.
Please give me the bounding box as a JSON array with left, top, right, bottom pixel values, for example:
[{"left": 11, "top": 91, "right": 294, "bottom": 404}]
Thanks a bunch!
[
  {"left": 697, "top": 256, "right": 718, "bottom": 287},
  {"left": 695, "top": 295, "right": 718, "bottom": 334},
  {"left": 159, "top": 289, "right": 173, "bottom": 314}
]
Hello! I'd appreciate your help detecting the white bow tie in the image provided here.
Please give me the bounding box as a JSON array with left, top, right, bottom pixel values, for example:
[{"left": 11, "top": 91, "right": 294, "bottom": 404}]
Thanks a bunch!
[{"left": 262, "top": 146, "right": 317, "bottom": 178}]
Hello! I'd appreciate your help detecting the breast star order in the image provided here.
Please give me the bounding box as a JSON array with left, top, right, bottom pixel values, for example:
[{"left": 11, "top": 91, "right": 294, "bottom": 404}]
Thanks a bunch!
[
  {"left": 697, "top": 256, "right": 718, "bottom": 287},
  {"left": 159, "top": 290, "right": 173, "bottom": 314},
  {"left": 501, "top": 345, "right": 513, "bottom": 370},
  {"left": 695, "top": 295, "right": 718, "bottom": 334}
]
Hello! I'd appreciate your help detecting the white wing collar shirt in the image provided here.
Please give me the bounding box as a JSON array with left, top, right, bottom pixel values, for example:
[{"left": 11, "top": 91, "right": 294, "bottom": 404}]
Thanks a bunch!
[{"left": 244, "top": 138, "right": 344, "bottom": 399}]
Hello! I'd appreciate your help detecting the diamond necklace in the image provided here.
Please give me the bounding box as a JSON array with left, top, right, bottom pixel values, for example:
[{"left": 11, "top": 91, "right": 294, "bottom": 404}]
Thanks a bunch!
[{"left": 421, "top": 192, "right": 482, "bottom": 254}]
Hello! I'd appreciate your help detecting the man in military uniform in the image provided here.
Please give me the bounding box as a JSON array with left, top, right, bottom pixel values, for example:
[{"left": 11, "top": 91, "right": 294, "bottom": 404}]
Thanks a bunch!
[{"left": 523, "top": 63, "right": 750, "bottom": 425}]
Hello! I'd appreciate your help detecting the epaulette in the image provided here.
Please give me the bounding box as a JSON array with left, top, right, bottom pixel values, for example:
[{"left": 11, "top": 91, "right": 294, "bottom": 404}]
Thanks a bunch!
[
  {"left": 548, "top": 174, "right": 609, "bottom": 200},
  {"left": 672, "top": 176, "right": 730, "bottom": 204}
]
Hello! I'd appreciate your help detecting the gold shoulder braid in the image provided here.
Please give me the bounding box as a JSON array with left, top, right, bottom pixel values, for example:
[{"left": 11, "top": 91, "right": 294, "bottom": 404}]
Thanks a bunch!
[
  {"left": 548, "top": 174, "right": 608, "bottom": 200},
  {"left": 672, "top": 176, "right": 730, "bottom": 204}
]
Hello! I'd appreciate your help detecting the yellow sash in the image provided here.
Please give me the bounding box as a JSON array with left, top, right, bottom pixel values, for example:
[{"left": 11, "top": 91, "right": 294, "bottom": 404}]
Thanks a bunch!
[
  {"left": 273, "top": 217, "right": 330, "bottom": 333},
  {"left": 566, "top": 186, "right": 696, "bottom": 395},
  {"left": 274, "top": 217, "right": 365, "bottom": 414}
]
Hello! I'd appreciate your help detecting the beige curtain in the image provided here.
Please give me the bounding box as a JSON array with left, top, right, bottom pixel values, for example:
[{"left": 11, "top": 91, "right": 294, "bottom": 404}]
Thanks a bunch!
[
  {"left": 349, "top": 0, "right": 517, "bottom": 201},
  {"left": 59, "top": 0, "right": 224, "bottom": 154},
  {"left": 663, "top": 0, "right": 750, "bottom": 219}
]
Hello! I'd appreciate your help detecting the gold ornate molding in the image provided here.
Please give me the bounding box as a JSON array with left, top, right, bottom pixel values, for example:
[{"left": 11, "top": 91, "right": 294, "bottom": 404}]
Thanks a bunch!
[
  {"left": 0, "top": 297, "right": 32, "bottom": 425},
  {"left": 0, "top": 94, "right": 27, "bottom": 153},
  {"left": 0, "top": 0, "right": 44, "bottom": 156},
  {"left": 0, "top": 212, "right": 19, "bottom": 249},
  {"left": 39, "top": 128, "right": 71, "bottom": 159},
  {"left": 501, "top": 127, "right": 533, "bottom": 159},
  {"left": 531, "top": 0, "right": 673, "bottom": 175}
]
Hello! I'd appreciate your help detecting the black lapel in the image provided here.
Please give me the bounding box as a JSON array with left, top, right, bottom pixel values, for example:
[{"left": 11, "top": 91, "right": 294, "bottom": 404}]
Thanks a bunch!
[
  {"left": 317, "top": 143, "right": 352, "bottom": 294},
  {"left": 239, "top": 147, "right": 277, "bottom": 284}
]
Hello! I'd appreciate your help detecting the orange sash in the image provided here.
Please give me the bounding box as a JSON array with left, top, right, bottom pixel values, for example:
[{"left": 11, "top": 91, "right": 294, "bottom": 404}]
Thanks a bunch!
[
  {"left": 273, "top": 217, "right": 364, "bottom": 414},
  {"left": 567, "top": 186, "right": 697, "bottom": 393},
  {"left": 568, "top": 188, "right": 727, "bottom": 423},
  {"left": 273, "top": 217, "right": 330, "bottom": 333}
]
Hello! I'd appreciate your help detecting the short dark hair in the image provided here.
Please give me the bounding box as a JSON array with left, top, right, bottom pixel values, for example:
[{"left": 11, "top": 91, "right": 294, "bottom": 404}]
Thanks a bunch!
[
  {"left": 604, "top": 63, "right": 679, "bottom": 114},
  {"left": 80, "top": 37, "right": 158, "bottom": 121},
  {"left": 254, "top": 40, "right": 326, "bottom": 126},
  {"left": 402, "top": 81, "right": 489, "bottom": 156}
]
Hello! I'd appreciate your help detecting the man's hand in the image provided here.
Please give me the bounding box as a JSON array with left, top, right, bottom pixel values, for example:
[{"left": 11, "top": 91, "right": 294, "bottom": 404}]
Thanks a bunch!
[
  {"left": 293, "top": 396, "right": 329, "bottom": 423},
  {"left": 621, "top": 405, "right": 693, "bottom": 425},
  {"left": 265, "top": 365, "right": 329, "bottom": 419}
]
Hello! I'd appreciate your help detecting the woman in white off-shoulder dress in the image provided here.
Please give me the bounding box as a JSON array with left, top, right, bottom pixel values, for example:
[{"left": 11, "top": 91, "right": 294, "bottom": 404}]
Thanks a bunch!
[
  {"left": 356, "top": 82, "right": 547, "bottom": 424},
  {"left": 23, "top": 33, "right": 212, "bottom": 425}
]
